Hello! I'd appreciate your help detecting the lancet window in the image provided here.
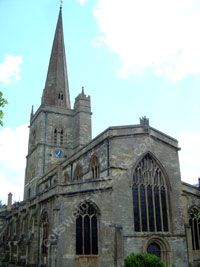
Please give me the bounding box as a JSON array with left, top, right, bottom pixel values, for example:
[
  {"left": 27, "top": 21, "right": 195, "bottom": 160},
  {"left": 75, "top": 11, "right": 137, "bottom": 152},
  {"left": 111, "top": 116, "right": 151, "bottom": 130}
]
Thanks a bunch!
[
  {"left": 189, "top": 208, "right": 200, "bottom": 250},
  {"left": 60, "top": 130, "right": 63, "bottom": 145},
  {"left": 41, "top": 211, "right": 49, "bottom": 255},
  {"left": 53, "top": 128, "right": 64, "bottom": 145},
  {"left": 76, "top": 202, "right": 99, "bottom": 255},
  {"left": 132, "top": 154, "right": 169, "bottom": 232},
  {"left": 58, "top": 92, "right": 63, "bottom": 100},
  {"left": 74, "top": 165, "right": 82, "bottom": 180},
  {"left": 54, "top": 129, "right": 57, "bottom": 144},
  {"left": 90, "top": 155, "right": 100, "bottom": 179}
]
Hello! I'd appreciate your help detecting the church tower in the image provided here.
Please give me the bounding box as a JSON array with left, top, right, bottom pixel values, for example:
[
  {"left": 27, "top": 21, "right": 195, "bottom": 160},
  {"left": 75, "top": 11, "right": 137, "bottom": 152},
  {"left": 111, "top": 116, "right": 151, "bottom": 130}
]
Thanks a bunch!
[{"left": 24, "top": 8, "right": 92, "bottom": 200}]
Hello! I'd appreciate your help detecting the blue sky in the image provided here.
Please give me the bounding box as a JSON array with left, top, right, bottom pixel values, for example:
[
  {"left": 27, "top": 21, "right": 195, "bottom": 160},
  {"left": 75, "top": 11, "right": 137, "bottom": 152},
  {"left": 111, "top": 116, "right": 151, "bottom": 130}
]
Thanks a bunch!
[{"left": 0, "top": 0, "right": 200, "bottom": 204}]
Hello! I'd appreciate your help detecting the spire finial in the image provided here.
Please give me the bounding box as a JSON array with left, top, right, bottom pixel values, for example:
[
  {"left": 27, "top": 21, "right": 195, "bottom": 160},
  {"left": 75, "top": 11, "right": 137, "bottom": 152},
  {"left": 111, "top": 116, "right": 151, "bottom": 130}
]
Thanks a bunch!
[
  {"left": 82, "top": 86, "right": 84, "bottom": 95},
  {"left": 60, "top": 0, "right": 63, "bottom": 8}
]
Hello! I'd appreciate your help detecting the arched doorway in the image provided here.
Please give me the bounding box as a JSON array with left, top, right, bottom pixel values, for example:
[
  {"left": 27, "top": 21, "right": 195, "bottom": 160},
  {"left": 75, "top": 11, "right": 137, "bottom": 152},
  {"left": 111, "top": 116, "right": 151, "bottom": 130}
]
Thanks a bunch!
[{"left": 147, "top": 242, "right": 161, "bottom": 258}]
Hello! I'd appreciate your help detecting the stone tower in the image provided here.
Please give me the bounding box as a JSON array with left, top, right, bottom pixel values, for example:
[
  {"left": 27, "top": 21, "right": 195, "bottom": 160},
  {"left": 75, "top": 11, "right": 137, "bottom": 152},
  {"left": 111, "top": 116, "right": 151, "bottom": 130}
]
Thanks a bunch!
[{"left": 24, "top": 8, "right": 92, "bottom": 200}]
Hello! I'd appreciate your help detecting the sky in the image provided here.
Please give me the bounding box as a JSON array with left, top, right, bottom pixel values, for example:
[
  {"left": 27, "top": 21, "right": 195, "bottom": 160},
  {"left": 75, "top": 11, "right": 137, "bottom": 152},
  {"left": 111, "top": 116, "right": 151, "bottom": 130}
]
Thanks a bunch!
[{"left": 0, "top": 0, "right": 200, "bottom": 204}]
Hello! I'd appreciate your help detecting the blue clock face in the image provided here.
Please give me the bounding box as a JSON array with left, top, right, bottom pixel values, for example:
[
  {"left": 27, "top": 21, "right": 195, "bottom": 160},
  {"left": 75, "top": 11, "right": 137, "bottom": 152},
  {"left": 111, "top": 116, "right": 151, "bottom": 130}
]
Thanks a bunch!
[{"left": 54, "top": 149, "right": 63, "bottom": 158}]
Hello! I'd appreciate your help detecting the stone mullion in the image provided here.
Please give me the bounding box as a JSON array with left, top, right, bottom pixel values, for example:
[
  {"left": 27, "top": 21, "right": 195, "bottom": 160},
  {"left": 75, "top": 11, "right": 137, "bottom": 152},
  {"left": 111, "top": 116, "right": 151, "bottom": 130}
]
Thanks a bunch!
[
  {"left": 90, "top": 216, "right": 92, "bottom": 254},
  {"left": 158, "top": 186, "right": 164, "bottom": 232},
  {"left": 192, "top": 219, "right": 196, "bottom": 250},
  {"left": 144, "top": 184, "right": 149, "bottom": 232},
  {"left": 82, "top": 215, "right": 85, "bottom": 254},
  {"left": 138, "top": 184, "right": 142, "bottom": 232},
  {"left": 197, "top": 218, "right": 200, "bottom": 249},
  {"left": 165, "top": 189, "right": 170, "bottom": 232},
  {"left": 152, "top": 185, "right": 157, "bottom": 231}
]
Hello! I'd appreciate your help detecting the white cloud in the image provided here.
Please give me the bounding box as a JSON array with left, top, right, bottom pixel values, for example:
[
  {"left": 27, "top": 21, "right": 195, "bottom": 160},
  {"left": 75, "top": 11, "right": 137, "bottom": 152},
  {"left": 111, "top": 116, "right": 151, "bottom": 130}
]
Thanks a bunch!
[
  {"left": 92, "top": 36, "right": 105, "bottom": 47},
  {"left": 0, "top": 124, "right": 29, "bottom": 204},
  {"left": 93, "top": 0, "right": 200, "bottom": 82},
  {"left": 0, "top": 55, "right": 23, "bottom": 84},
  {"left": 179, "top": 131, "right": 200, "bottom": 185},
  {"left": 76, "top": 0, "right": 88, "bottom": 5}
]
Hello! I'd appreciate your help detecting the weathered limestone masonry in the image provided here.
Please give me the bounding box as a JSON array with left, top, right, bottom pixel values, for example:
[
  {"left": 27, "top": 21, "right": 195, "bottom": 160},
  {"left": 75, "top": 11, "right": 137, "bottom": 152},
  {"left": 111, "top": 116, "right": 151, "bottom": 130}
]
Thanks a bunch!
[{"left": 0, "top": 7, "right": 200, "bottom": 267}]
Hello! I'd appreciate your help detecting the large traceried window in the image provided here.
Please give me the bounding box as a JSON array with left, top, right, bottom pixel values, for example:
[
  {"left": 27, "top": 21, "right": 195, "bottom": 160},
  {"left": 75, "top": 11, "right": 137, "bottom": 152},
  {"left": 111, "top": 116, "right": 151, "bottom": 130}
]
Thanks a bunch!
[
  {"left": 132, "top": 154, "right": 169, "bottom": 232},
  {"left": 189, "top": 208, "right": 200, "bottom": 250},
  {"left": 76, "top": 201, "right": 99, "bottom": 255}
]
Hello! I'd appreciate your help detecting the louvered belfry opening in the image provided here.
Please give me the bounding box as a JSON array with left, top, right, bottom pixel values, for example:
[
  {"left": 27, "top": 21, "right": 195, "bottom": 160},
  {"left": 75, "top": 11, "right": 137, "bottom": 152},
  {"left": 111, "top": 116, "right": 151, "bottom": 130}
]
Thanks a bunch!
[{"left": 132, "top": 154, "right": 169, "bottom": 232}]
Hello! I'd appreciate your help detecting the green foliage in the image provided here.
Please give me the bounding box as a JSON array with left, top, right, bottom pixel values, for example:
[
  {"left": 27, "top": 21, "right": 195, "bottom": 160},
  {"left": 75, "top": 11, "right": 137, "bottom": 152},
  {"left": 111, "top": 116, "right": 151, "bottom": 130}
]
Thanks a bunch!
[
  {"left": 0, "top": 91, "right": 8, "bottom": 126},
  {"left": 124, "top": 252, "right": 166, "bottom": 267}
]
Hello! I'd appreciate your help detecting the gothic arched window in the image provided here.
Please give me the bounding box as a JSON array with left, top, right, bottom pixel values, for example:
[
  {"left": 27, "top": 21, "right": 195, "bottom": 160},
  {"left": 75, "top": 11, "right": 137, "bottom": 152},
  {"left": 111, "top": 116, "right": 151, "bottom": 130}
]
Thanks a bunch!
[
  {"left": 189, "top": 208, "right": 200, "bottom": 250},
  {"left": 132, "top": 154, "right": 169, "bottom": 232},
  {"left": 40, "top": 211, "right": 48, "bottom": 255},
  {"left": 76, "top": 202, "right": 99, "bottom": 255},
  {"left": 54, "top": 129, "right": 57, "bottom": 144},
  {"left": 64, "top": 171, "right": 70, "bottom": 182},
  {"left": 90, "top": 155, "right": 100, "bottom": 179},
  {"left": 74, "top": 165, "right": 82, "bottom": 180}
]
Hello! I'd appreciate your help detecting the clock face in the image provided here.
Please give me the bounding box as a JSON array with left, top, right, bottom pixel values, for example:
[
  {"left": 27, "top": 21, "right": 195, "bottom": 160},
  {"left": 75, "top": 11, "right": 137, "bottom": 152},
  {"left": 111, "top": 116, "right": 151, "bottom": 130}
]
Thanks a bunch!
[{"left": 54, "top": 149, "right": 63, "bottom": 158}]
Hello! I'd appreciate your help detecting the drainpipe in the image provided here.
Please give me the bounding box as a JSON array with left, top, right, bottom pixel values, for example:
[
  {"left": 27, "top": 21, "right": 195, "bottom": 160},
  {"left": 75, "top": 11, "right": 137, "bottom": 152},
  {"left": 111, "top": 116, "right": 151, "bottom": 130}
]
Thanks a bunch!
[{"left": 107, "top": 138, "right": 110, "bottom": 176}]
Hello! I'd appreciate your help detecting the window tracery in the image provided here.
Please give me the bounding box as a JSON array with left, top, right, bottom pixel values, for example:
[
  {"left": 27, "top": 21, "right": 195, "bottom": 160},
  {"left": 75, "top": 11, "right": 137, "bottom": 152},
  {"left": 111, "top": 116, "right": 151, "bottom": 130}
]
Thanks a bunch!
[
  {"left": 189, "top": 207, "right": 200, "bottom": 250},
  {"left": 53, "top": 128, "right": 64, "bottom": 145},
  {"left": 90, "top": 155, "right": 100, "bottom": 179},
  {"left": 132, "top": 154, "right": 169, "bottom": 232},
  {"left": 76, "top": 201, "right": 99, "bottom": 255}
]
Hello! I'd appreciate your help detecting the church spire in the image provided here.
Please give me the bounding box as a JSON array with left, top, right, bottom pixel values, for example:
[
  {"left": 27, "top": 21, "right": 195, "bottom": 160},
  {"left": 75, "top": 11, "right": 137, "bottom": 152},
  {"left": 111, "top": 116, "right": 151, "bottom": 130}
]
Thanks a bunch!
[{"left": 42, "top": 8, "right": 71, "bottom": 109}]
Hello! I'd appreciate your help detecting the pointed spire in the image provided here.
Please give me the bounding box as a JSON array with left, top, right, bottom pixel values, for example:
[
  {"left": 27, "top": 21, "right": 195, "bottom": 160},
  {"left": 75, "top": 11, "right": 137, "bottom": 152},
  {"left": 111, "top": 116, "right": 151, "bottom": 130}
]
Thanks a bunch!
[
  {"left": 30, "top": 105, "right": 34, "bottom": 119},
  {"left": 42, "top": 8, "right": 71, "bottom": 109}
]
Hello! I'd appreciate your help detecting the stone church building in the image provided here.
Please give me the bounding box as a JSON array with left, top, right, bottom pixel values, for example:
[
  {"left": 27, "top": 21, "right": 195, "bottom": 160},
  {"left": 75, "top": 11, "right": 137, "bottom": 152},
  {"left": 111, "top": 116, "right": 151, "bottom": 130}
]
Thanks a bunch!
[{"left": 0, "top": 8, "right": 200, "bottom": 267}]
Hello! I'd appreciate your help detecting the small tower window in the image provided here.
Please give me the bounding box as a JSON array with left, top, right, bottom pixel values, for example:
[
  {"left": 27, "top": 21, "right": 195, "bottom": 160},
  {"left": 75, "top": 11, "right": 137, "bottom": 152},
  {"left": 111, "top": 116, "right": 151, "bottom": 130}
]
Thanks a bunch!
[
  {"left": 54, "top": 129, "right": 57, "bottom": 144},
  {"left": 58, "top": 93, "right": 64, "bottom": 100},
  {"left": 60, "top": 130, "right": 63, "bottom": 145}
]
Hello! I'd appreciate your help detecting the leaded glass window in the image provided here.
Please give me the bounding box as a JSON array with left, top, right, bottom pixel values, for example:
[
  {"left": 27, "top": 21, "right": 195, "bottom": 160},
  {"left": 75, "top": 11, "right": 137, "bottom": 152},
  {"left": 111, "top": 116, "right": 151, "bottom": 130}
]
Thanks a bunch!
[
  {"left": 189, "top": 208, "right": 200, "bottom": 250},
  {"left": 76, "top": 202, "right": 98, "bottom": 255},
  {"left": 90, "top": 155, "right": 100, "bottom": 179},
  {"left": 74, "top": 165, "right": 82, "bottom": 180},
  {"left": 132, "top": 154, "right": 169, "bottom": 232}
]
